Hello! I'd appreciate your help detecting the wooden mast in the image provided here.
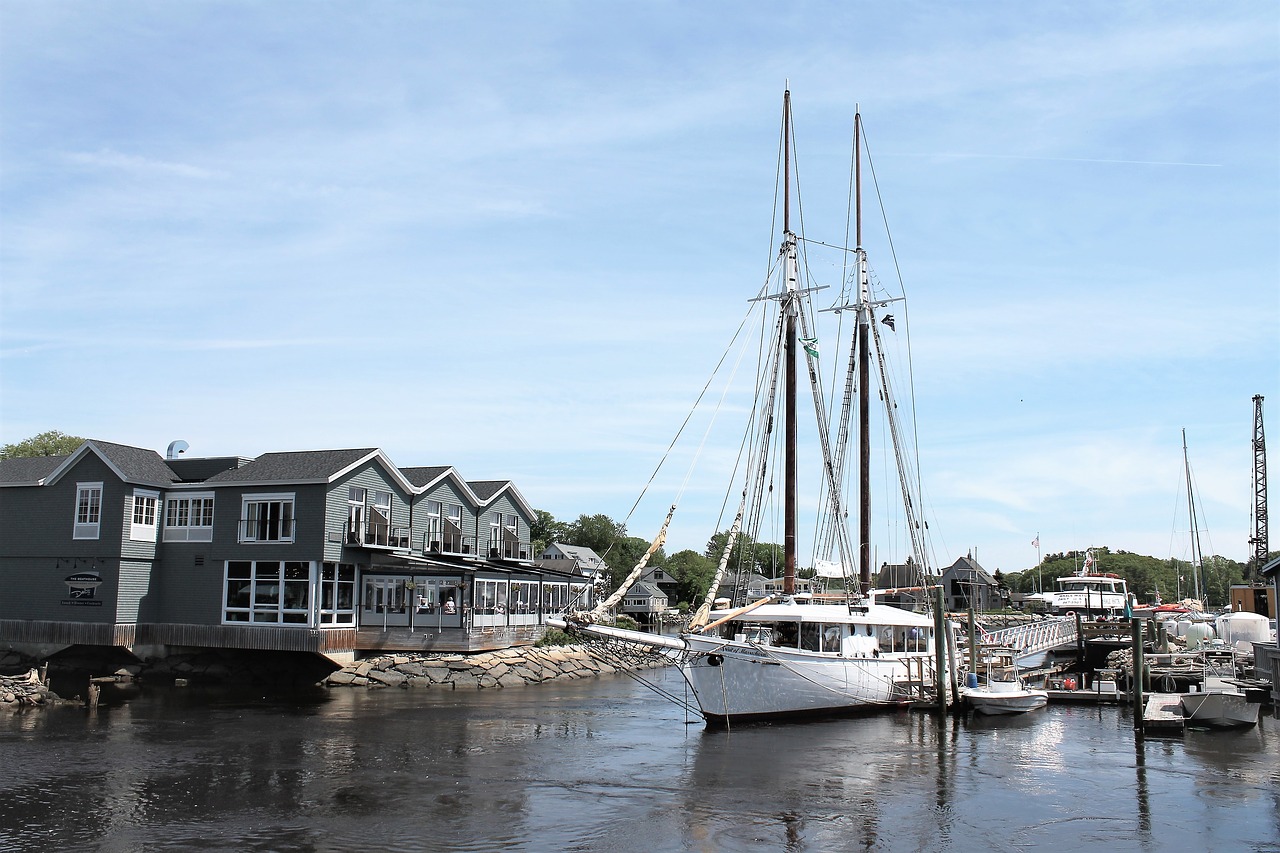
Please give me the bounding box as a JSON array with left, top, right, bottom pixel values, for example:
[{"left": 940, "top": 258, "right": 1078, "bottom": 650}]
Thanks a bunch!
[
  {"left": 783, "top": 88, "right": 798, "bottom": 597},
  {"left": 856, "top": 110, "right": 872, "bottom": 595}
]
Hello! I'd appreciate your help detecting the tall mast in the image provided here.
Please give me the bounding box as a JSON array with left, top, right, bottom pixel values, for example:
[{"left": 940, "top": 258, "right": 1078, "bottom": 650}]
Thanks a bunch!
[
  {"left": 1183, "top": 428, "right": 1204, "bottom": 603},
  {"left": 855, "top": 110, "right": 871, "bottom": 595},
  {"left": 782, "top": 89, "right": 797, "bottom": 596}
]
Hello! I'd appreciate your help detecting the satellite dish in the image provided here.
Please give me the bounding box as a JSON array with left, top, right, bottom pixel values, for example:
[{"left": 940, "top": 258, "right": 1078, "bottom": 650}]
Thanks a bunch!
[{"left": 166, "top": 440, "right": 189, "bottom": 460}]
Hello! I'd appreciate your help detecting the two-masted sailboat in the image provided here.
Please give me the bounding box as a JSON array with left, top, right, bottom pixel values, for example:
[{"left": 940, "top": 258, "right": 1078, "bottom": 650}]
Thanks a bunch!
[{"left": 551, "top": 91, "right": 955, "bottom": 724}]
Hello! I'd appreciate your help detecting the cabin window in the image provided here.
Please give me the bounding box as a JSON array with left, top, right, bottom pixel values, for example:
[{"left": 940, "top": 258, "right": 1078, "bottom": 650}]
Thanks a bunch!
[
  {"left": 73, "top": 482, "right": 103, "bottom": 539},
  {"left": 130, "top": 490, "right": 159, "bottom": 541},
  {"left": 319, "top": 562, "right": 357, "bottom": 625},
  {"left": 164, "top": 494, "right": 215, "bottom": 542},
  {"left": 774, "top": 622, "right": 799, "bottom": 648},
  {"left": 800, "top": 623, "right": 822, "bottom": 651},
  {"left": 224, "top": 560, "right": 312, "bottom": 625},
  {"left": 822, "top": 625, "right": 844, "bottom": 652},
  {"left": 239, "top": 494, "right": 295, "bottom": 543}
]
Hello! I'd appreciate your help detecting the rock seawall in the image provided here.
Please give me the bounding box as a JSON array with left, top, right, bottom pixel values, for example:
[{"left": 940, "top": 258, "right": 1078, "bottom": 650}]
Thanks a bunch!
[
  {"left": 325, "top": 644, "right": 670, "bottom": 690},
  {"left": 0, "top": 669, "right": 63, "bottom": 708}
]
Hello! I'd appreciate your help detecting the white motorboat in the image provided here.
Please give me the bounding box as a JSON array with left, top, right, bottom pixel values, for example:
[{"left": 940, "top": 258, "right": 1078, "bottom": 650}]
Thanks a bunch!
[
  {"left": 1180, "top": 650, "right": 1261, "bottom": 728},
  {"left": 962, "top": 650, "right": 1047, "bottom": 715}
]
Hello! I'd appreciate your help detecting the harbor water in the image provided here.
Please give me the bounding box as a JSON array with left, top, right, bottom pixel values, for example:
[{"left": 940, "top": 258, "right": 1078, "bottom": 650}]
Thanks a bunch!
[{"left": 2, "top": 665, "right": 1277, "bottom": 852}]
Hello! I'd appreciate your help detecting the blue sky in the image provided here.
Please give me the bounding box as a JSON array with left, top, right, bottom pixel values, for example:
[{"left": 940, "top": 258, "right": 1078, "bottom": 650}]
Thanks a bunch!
[{"left": 2, "top": 2, "right": 1277, "bottom": 577}]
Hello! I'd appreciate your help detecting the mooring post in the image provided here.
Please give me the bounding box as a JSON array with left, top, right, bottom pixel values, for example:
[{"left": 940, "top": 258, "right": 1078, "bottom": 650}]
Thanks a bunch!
[
  {"left": 933, "top": 586, "right": 947, "bottom": 713},
  {"left": 1131, "top": 618, "right": 1145, "bottom": 733},
  {"left": 967, "top": 606, "right": 976, "bottom": 672},
  {"left": 87, "top": 682, "right": 100, "bottom": 710}
]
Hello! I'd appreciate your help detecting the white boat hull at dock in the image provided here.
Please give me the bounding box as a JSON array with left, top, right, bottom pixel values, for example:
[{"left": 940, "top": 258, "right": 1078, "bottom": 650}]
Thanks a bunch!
[{"left": 1180, "top": 689, "right": 1261, "bottom": 728}]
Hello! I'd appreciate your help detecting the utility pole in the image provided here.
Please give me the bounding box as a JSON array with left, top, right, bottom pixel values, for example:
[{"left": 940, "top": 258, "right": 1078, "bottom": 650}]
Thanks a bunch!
[{"left": 1250, "top": 395, "right": 1268, "bottom": 577}]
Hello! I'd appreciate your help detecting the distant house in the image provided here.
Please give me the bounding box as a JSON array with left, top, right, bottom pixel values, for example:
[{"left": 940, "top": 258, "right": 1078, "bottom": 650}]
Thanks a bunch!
[
  {"left": 538, "top": 543, "right": 608, "bottom": 580},
  {"left": 639, "top": 566, "right": 679, "bottom": 601},
  {"left": 0, "top": 439, "right": 590, "bottom": 667},
  {"left": 938, "top": 554, "right": 1004, "bottom": 612},
  {"left": 715, "top": 572, "right": 771, "bottom": 604},
  {"left": 874, "top": 558, "right": 930, "bottom": 611},
  {"left": 620, "top": 581, "right": 668, "bottom": 625}
]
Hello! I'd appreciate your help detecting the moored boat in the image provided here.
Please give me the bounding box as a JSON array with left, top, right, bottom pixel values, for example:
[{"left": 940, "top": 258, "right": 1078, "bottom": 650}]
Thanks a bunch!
[
  {"left": 554, "top": 90, "right": 956, "bottom": 724},
  {"left": 962, "top": 650, "right": 1048, "bottom": 715}
]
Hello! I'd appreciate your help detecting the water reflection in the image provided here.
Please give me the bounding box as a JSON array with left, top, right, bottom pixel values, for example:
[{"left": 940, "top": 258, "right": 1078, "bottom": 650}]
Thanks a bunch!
[{"left": 1, "top": 669, "right": 1277, "bottom": 852}]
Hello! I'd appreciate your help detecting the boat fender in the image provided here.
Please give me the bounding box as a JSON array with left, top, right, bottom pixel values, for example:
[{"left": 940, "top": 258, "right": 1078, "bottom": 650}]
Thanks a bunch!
[{"left": 707, "top": 654, "right": 723, "bottom": 667}]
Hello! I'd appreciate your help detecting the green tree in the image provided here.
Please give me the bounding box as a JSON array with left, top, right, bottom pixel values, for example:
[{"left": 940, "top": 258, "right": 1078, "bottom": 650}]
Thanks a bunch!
[
  {"left": 1, "top": 430, "right": 85, "bottom": 460},
  {"left": 704, "top": 530, "right": 784, "bottom": 578},
  {"left": 664, "top": 549, "right": 716, "bottom": 608},
  {"left": 529, "top": 509, "right": 567, "bottom": 558},
  {"left": 564, "top": 514, "right": 625, "bottom": 554}
]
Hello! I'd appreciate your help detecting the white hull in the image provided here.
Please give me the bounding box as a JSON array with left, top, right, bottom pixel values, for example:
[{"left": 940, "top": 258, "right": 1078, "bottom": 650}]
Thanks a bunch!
[
  {"left": 1180, "top": 690, "right": 1260, "bottom": 728},
  {"left": 963, "top": 686, "right": 1048, "bottom": 715},
  {"left": 681, "top": 634, "right": 923, "bottom": 722}
]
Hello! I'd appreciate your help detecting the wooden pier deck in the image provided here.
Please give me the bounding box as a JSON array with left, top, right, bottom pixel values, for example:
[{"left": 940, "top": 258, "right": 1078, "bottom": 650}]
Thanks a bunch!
[{"left": 1142, "top": 693, "right": 1186, "bottom": 734}]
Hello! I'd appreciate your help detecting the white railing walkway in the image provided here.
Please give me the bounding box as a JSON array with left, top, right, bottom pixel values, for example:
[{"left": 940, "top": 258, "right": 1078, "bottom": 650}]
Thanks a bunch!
[{"left": 981, "top": 616, "right": 1078, "bottom": 660}]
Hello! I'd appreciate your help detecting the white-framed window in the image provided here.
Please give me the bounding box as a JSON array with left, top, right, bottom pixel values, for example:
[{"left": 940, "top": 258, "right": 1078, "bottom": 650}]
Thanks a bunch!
[
  {"left": 473, "top": 578, "right": 508, "bottom": 626},
  {"left": 164, "top": 494, "right": 215, "bottom": 542},
  {"left": 239, "top": 493, "right": 295, "bottom": 543},
  {"left": 423, "top": 500, "right": 443, "bottom": 552},
  {"left": 74, "top": 482, "right": 103, "bottom": 539},
  {"left": 224, "top": 560, "right": 311, "bottom": 624},
  {"left": 319, "top": 562, "right": 357, "bottom": 625},
  {"left": 130, "top": 490, "right": 159, "bottom": 542},
  {"left": 369, "top": 490, "right": 392, "bottom": 545},
  {"left": 346, "top": 486, "right": 365, "bottom": 544}
]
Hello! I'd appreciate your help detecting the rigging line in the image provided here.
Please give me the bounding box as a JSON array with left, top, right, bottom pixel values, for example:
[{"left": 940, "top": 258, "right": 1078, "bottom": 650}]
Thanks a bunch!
[
  {"left": 617, "top": 280, "right": 772, "bottom": 527},
  {"left": 862, "top": 125, "right": 928, "bottom": 561}
]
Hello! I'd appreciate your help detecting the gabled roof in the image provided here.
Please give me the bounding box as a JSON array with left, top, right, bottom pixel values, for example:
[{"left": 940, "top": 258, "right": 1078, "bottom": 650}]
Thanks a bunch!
[
  {"left": 940, "top": 554, "right": 998, "bottom": 585},
  {"left": 38, "top": 440, "right": 178, "bottom": 489},
  {"left": 0, "top": 454, "right": 69, "bottom": 486},
  {"left": 202, "top": 448, "right": 416, "bottom": 493},
  {"left": 624, "top": 581, "right": 666, "bottom": 599},
  {"left": 468, "top": 479, "right": 534, "bottom": 517},
  {"left": 400, "top": 466, "right": 453, "bottom": 488},
  {"left": 542, "top": 543, "right": 607, "bottom": 569}
]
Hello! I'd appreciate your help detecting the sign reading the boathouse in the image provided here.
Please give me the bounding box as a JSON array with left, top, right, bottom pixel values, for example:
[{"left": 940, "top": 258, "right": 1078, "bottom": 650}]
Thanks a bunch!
[{"left": 62, "top": 572, "right": 104, "bottom": 606}]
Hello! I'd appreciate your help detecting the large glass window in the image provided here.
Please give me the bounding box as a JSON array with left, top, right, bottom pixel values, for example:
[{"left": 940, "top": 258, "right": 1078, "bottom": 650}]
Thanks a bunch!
[
  {"left": 164, "top": 495, "right": 215, "bottom": 542},
  {"left": 224, "top": 560, "right": 312, "bottom": 624},
  {"left": 73, "top": 482, "right": 102, "bottom": 539},
  {"left": 542, "top": 582, "right": 569, "bottom": 615},
  {"left": 240, "top": 494, "right": 295, "bottom": 543},
  {"left": 319, "top": 562, "right": 357, "bottom": 625}
]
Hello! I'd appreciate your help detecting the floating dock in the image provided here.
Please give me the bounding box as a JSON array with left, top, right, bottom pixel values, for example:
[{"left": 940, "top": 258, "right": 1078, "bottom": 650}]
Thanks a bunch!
[{"left": 1142, "top": 693, "right": 1186, "bottom": 733}]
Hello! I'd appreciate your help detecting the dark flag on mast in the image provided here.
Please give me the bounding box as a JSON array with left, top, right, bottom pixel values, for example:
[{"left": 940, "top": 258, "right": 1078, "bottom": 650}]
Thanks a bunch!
[{"left": 881, "top": 314, "right": 895, "bottom": 331}]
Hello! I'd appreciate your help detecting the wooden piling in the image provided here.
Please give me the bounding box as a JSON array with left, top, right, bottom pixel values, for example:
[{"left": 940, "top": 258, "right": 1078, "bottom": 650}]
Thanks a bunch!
[
  {"left": 933, "top": 587, "right": 947, "bottom": 713},
  {"left": 1131, "top": 618, "right": 1145, "bottom": 732}
]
